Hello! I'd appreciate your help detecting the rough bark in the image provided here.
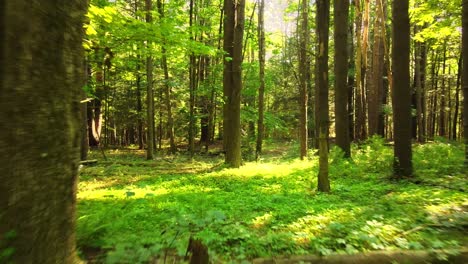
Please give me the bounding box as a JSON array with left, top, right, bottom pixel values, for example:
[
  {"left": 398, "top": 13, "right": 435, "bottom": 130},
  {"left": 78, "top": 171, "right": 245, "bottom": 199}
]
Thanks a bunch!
[
  {"left": 392, "top": 0, "right": 413, "bottom": 177},
  {"left": 334, "top": 0, "right": 351, "bottom": 157},
  {"left": 256, "top": 0, "right": 266, "bottom": 159},
  {"left": 223, "top": 0, "right": 245, "bottom": 168},
  {"left": 316, "top": 0, "right": 331, "bottom": 192},
  {"left": 0, "top": 1, "right": 86, "bottom": 262}
]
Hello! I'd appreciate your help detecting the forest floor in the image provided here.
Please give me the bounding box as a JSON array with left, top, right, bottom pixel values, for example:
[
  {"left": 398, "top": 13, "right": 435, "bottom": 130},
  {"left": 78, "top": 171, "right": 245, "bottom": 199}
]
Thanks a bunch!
[{"left": 77, "top": 138, "right": 467, "bottom": 263}]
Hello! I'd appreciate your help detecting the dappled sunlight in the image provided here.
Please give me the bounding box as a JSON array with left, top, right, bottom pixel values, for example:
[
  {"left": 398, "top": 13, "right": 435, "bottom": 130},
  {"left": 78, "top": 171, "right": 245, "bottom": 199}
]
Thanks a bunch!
[{"left": 76, "top": 141, "right": 467, "bottom": 260}]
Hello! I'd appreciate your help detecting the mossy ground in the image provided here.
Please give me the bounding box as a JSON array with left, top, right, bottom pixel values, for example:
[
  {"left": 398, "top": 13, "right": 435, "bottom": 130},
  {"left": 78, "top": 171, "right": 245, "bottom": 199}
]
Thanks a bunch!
[{"left": 77, "top": 138, "right": 467, "bottom": 263}]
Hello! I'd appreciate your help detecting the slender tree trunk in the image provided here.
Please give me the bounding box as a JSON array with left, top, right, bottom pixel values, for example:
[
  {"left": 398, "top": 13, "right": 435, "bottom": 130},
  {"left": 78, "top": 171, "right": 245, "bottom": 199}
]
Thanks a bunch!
[
  {"left": 223, "top": 0, "right": 245, "bottom": 168},
  {"left": 334, "top": 0, "right": 350, "bottom": 157},
  {"left": 0, "top": 1, "right": 86, "bottom": 262},
  {"left": 420, "top": 41, "right": 427, "bottom": 141},
  {"left": 298, "top": 0, "right": 309, "bottom": 159},
  {"left": 157, "top": 0, "right": 176, "bottom": 154},
  {"left": 453, "top": 54, "right": 462, "bottom": 140},
  {"left": 354, "top": 0, "right": 366, "bottom": 141},
  {"left": 256, "top": 0, "right": 265, "bottom": 159},
  {"left": 348, "top": 1, "right": 356, "bottom": 142},
  {"left": 136, "top": 59, "right": 144, "bottom": 149},
  {"left": 189, "top": 0, "right": 197, "bottom": 157},
  {"left": 439, "top": 43, "right": 447, "bottom": 137},
  {"left": 316, "top": 0, "right": 331, "bottom": 192},
  {"left": 462, "top": 0, "right": 468, "bottom": 166},
  {"left": 392, "top": 0, "right": 412, "bottom": 177},
  {"left": 145, "top": 0, "right": 154, "bottom": 160}
]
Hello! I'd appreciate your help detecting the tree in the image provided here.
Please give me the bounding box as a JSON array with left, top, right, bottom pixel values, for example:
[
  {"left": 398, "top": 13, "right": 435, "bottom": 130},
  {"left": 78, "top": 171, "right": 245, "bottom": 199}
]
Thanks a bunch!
[
  {"left": 392, "top": 0, "right": 412, "bottom": 177},
  {"left": 463, "top": 0, "right": 468, "bottom": 166},
  {"left": 368, "top": 0, "right": 386, "bottom": 137},
  {"left": 316, "top": 0, "right": 331, "bottom": 192},
  {"left": 334, "top": 0, "right": 351, "bottom": 157},
  {"left": 298, "top": 0, "right": 310, "bottom": 160},
  {"left": 157, "top": 0, "right": 177, "bottom": 154},
  {"left": 145, "top": 0, "right": 155, "bottom": 160},
  {"left": 256, "top": 0, "right": 265, "bottom": 160},
  {"left": 223, "top": 0, "right": 245, "bottom": 168},
  {"left": 0, "top": 1, "right": 86, "bottom": 262}
]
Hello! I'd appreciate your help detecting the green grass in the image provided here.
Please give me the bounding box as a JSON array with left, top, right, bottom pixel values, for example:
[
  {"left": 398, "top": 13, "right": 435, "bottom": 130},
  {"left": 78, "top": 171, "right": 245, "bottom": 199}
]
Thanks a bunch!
[{"left": 77, "top": 138, "right": 467, "bottom": 263}]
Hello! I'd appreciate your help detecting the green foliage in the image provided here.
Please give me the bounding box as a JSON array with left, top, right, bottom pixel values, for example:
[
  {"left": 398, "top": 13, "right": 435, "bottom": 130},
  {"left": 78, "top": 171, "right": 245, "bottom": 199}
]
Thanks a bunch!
[{"left": 77, "top": 141, "right": 466, "bottom": 262}]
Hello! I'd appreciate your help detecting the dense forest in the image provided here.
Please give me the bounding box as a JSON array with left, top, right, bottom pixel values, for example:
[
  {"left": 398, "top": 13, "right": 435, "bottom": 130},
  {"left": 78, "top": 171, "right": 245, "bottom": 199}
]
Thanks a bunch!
[{"left": 1, "top": 0, "right": 467, "bottom": 263}]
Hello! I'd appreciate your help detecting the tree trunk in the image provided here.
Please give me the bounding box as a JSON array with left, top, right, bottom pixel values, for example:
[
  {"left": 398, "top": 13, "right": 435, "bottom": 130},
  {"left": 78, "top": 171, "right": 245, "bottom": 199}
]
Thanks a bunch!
[
  {"left": 189, "top": 0, "right": 197, "bottom": 158},
  {"left": 452, "top": 54, "right": 462, "bottom": 140},
  {"left": 354, "top": 0, "right": 366, "bottom": 141},
  {"left": 223, "top": 0, "right": 245, "bottom": 168},
  {"left": 334, "top": 0, "right": 350, "bottom": 157},
  {"left": 392, "top": 0, "right": 412, "bottom": 177},
  {"left": 316, "top": 0, "right": 331, "bottom": 192},
  {"left": 136, "top": 59, "right": 144, "bottom": 149},
  {"left": 256, "top": 0, "right": 266, "bottom": 159},
  {"left": 462, "top": 0, "right": 468, "bottom": 166},
  {"left": 438, "top": 43, "right": 447, "bottom": 138},
  {"left": 414, "top": 28, "right": 424, "bottom": 142},
  {"left": 0, "top": 1, "right": 86, "bottom": 262},
  {"left": 145, "top": 0, "right": 154, "bottom": 160},
  {"left": 368, "top": 0, "right": 385, "bottom": 137},
  {"left": 157, "top": 0, "right": 176, "bottom": 154},
  {"left": 348, "top": 1, "right": 356, "bottom": 142},
  {"left": 298, "top": 0, "right": 309, "bottom": 160}
]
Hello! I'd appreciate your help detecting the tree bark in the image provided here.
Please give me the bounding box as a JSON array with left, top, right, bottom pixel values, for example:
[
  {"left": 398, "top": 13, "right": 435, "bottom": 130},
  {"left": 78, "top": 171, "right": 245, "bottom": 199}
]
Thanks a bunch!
[
  {"left": 145, "top": 0, "right": 154, "bottom": 160},
  {"left": 368, "top": 0, "right": 385, "bottom": 137},
  {"left": 452, "top": 54, "right": 462, "bottom": 140},
  {"left": 462, "top": 0, "right": 468, "bottom": 166},
  {"left": 256, "top": 0, "right": 266, "bottom": 159},
  {"left": 157, "top": 0, "right": 176, "bottom": 154},
  {"left": 438, "top": 43, "right": 447, "bottom": 138},
  {"left": 334, "top": 0, "right": 351, "bottom": 157},
  {"left": 316, "top": 0, "right": 331, "bottom": 192},
  {"left": 392, "top": 0, "right": 412, "bottom": 177},
  {"left": 223, "top": 0, "right": 245, "bottom": 168},
  {"left": 298, "top": 0, "right": 309, "bottom": 160},
  {"left": 0, "top": 1, "right": 86, "bottom": 262}
]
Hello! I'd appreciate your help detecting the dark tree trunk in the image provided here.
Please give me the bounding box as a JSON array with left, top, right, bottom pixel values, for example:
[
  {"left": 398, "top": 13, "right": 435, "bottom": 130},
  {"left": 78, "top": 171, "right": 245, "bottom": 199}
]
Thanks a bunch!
[
  {"left": 256, "top": 0, "right": 266, "bottom": 159},
  {"left": 368, "top": 0, "right": 385, "bottom": 137},
  {"left": 0, "top": 1, "right": 86, "bottom": 262},
  {"left": 348, "top": 1, "right": 356, "bottom": 142},
  {"left": 317, "top": 0, "right": 331, "bottom": 192},
  {"left": 452, "top": 54, "right": 462, "bottom": 140},
  {"left": 334, "top": 0, "right": 350, "bottom": 157},
  {"left": 145, "top": 0, "right": 154, "bottom": 160},
  {"left": 299, "top": 0, "right": 309, "bottom": 160},
  {"left": 392, "top": 0, "right": 412, "bottom": 177},
  {"left": 223, "top": 0, "right": 245, "bottom": 168}
]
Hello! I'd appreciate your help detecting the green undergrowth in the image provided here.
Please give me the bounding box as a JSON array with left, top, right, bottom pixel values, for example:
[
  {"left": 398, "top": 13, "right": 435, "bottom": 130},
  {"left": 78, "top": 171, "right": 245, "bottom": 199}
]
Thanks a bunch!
[{"left": 77, "top": 138, "right": 467, "bottom": 263}]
